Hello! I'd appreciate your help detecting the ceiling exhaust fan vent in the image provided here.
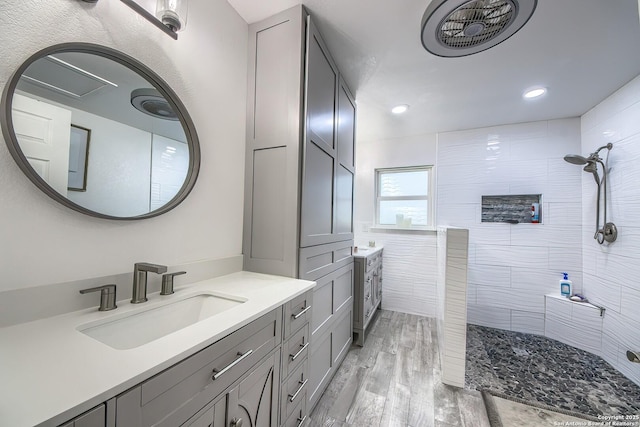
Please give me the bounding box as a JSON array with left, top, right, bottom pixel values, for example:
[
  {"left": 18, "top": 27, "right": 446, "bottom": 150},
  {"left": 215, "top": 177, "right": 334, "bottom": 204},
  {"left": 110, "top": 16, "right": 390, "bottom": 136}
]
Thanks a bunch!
[
  {"left": 421, "top": 0, "right": 537, "bottom": 57},
  {"left": 130, "top": 88, "right": 179, "bottom": 121}
]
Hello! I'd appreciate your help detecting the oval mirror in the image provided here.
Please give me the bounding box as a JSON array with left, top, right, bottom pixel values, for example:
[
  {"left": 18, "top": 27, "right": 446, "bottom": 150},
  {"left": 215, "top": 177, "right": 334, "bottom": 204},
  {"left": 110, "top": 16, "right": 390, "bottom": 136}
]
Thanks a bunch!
[{"left": 1, "top": 43, "right": 200, "bottom": 219}]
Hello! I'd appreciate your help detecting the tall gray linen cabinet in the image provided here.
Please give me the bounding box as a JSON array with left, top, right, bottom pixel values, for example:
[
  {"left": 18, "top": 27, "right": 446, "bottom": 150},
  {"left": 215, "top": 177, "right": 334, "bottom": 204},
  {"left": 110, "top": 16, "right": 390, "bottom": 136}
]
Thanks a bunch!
[{"left": 242, "top": 5, "right": 356, "bottom": 415}]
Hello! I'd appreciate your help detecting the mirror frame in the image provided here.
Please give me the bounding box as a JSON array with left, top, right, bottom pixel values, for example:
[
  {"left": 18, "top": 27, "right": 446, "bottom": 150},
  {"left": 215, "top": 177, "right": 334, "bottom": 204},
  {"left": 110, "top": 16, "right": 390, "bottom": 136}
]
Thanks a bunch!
[{"left": 0, "top": 42, "right": 201, "bottom": 220}]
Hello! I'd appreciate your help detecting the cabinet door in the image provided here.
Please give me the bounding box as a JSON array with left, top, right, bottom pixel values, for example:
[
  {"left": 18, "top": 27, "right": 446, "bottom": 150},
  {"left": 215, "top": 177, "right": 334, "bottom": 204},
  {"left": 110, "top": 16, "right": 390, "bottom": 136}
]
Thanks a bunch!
[
  {"left": 300, "top": 17, "right": 339, "bottom": 248},
  {"left": 226, "top": 350, "right": 280, "bottom": 427},
  {"left": 334, "top": 78, "right": 355, "bottom": 240},
  {"left": 244, "top": 6, "right": 306, "bottom": 278}
]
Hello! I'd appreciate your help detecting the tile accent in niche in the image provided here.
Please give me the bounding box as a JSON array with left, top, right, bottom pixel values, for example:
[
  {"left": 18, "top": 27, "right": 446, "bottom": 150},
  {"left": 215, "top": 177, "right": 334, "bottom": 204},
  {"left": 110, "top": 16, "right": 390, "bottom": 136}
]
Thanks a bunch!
[{"left": 481, "top": 194, "right": 542, "bottom": 223}]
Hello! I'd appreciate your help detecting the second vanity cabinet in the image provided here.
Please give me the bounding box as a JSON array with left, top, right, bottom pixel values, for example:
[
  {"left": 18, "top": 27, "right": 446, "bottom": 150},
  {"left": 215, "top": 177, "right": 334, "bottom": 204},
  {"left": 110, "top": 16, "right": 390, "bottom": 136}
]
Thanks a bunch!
[{"left": 353, "top": 247, "right": 383, "bottom": 346}]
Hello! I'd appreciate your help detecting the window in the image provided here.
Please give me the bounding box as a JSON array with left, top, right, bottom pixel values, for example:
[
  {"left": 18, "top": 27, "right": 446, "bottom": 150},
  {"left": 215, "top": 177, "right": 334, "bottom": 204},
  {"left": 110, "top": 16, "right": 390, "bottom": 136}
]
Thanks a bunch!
[{"left": 375, "top": 166, "right": 434, "bottom": 229}]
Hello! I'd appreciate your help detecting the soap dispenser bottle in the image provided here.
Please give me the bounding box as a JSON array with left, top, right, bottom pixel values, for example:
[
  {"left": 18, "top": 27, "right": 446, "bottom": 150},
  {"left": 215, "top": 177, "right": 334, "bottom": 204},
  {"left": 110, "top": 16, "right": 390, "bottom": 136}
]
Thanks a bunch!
[{"left": 560, "top": 273, "right": 572, "bottom": 297}]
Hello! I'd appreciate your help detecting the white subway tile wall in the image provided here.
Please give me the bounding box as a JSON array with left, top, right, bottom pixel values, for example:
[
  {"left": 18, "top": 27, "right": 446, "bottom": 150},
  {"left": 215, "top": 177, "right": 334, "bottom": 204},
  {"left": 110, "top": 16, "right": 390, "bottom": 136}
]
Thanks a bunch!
[
  {"left": 436, "top": 227, "right": 469, "bottom": 388},
  {"left": 581, "top": 74, "right": 640, "bottom": 386},
  {"left": 354, "top": 79, "right": 640, "bottom": 386},
  {"left": 437, "top": 118, "right": 584, "bottom": 336},
  {"left": 354, "top": 133, "right": 439, "bottom": 318},
  {"left": 354, "top": 229, "right": 438, "bottom": 317}
]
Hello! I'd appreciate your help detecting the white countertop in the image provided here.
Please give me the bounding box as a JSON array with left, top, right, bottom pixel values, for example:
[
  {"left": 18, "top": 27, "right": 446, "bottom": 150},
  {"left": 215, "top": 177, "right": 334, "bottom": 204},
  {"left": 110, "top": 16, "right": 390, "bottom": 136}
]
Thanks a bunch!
[
  {"left": 352, "top": 245, "right": 383, "bottom": 258},
  {"left": 0, "top": 271, "right": 315, "bottom": 427}
]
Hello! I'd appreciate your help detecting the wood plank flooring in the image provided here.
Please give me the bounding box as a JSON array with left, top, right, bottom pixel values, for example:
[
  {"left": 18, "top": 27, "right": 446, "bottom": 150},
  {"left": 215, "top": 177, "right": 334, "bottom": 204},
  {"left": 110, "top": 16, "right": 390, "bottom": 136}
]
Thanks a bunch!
[{"left": 309, "top": 310, "right": 490, "bottom": 427}]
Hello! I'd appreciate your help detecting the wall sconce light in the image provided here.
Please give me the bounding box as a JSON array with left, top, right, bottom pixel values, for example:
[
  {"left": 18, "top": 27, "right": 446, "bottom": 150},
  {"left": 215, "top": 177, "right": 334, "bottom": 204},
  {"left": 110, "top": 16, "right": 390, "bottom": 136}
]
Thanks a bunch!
[
  {"left": 156, "top": 0, "right": 188, "bottom": 33},
  {"left": 119, "top": 0, "right": 188, "bottom": 40}
]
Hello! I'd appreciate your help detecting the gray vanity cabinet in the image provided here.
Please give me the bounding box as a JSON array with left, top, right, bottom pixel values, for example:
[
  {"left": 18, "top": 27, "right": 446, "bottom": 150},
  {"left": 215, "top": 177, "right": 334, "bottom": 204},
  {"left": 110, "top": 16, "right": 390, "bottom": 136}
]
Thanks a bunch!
[
  {"left": 114, "top": 308, "right": 282, "bottom": 427},
  {"left": 181, "top": 349, "right": 279, "bottom": 427},
  {"left": 334, "top": 78, "right": 356, "bottom": 241},
  {"left": 353, "top": 248, "right": 383, "bottom": 346}
]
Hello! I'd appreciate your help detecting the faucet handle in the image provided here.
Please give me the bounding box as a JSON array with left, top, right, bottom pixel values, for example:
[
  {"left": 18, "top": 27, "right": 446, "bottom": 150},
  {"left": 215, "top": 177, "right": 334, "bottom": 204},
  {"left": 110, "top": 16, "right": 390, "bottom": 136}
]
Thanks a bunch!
[
  {"left": 161, "top": 271, "right": 186, "bottom": 295},
  {"left": 80, "top": 284, "right": 117, "bottom": 311}
]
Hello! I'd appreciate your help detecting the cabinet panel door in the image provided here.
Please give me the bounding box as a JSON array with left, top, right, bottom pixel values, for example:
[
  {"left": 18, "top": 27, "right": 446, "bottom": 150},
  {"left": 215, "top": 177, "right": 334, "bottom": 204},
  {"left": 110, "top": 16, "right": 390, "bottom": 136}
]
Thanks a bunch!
[
  {"left": 305, "top": 19, "right": 337, "bottom": 152},
  {"left": 310, "top": 263, "right": 354, "bottom": 338},
  {"left": 307, "top": 329, "right": 332, "bottom": 408},
  {"left": 337, "top": 80, "right": 355, "bottom": 172},
  {"left": 227, "top": 350, "right": 280, "bottom": 427},
  {"left": 332, "top": 307, "right": 353, "bottom": 365},
  {"left": 334, "top": 164, "right": 353, "bottom": 237},
  {"left": 250, "top": 147, "right": 287, "bottom": 261},
  {"left": 300, "top": 140, "right": 334, "bottom": 247},
  {"left": 332, "top": 264, "right": 353, "bottom": 315},
  {"left": 300, "top": 16, "right": 342, "bottom": 248},
  {"left": 310, "top": 273, "right": 333, "bottom": 336}
]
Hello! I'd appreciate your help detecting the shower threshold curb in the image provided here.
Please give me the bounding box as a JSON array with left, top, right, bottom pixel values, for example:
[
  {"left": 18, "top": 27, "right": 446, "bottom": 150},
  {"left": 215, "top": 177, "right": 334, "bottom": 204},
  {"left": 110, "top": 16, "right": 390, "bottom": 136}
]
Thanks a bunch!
[{"left": 481, "top": 388, "right": 601, "bottom": 427}]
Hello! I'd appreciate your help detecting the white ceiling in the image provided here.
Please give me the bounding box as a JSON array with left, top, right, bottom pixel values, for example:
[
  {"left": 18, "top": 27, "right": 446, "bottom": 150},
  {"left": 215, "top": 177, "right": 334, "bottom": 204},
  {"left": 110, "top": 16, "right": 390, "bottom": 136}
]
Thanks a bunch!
[{"left": 227, "top": 0, "right": 640, "bottom": 141}]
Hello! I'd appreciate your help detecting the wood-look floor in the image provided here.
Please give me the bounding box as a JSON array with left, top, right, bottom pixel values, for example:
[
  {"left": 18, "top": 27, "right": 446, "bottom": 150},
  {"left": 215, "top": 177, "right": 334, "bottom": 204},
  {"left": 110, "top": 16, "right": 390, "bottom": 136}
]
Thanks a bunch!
[{"left": 309, "top": 310, "right": 491, "bottom": 427}]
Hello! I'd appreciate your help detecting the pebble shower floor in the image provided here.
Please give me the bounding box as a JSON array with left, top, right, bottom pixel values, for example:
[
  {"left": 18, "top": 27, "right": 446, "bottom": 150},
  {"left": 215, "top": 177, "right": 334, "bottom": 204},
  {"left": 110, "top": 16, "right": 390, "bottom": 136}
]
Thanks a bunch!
[{"left": 465, "top": 324, "right": 640, "bottom": 417}]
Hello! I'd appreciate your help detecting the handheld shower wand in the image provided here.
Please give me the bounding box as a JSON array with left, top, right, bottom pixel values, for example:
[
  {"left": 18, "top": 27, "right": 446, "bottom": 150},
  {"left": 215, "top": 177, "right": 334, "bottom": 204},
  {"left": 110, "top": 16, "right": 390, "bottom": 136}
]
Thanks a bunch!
[{"left": 563, "top": 143, "right": 617, "bottom": 244}]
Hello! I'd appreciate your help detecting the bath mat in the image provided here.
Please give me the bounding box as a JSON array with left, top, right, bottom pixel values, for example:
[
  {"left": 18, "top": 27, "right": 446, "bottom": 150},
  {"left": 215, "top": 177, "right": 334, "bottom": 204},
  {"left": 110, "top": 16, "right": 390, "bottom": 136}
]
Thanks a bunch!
[{"left": 481, "top": 389, "right": 601, "bottom": 427}]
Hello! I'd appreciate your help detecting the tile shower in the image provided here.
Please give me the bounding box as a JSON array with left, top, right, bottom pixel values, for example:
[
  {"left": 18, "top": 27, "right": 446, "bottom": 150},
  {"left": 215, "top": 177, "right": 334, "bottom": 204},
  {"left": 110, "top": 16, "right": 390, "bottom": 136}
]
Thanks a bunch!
[
  {"left": 439, "top": 74, "right": 640, "bottom": 409},
  {"left": 355, "top": 76, "right": 640, "bottom": 410}
]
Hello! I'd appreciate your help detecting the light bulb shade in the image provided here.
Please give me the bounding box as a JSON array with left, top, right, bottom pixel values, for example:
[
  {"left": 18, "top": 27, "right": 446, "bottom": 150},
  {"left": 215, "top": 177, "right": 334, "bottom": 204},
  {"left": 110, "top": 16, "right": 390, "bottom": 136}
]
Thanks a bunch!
[{"left": 156, "top": 0, "right": 187, "bottom": 32}]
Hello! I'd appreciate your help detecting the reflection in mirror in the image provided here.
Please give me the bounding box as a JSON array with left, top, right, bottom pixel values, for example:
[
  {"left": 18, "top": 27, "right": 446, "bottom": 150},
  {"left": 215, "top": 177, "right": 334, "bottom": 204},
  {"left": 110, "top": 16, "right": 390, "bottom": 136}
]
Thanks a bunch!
[{"left": 2, "top": 44, "right": 199, "bottom": 219}]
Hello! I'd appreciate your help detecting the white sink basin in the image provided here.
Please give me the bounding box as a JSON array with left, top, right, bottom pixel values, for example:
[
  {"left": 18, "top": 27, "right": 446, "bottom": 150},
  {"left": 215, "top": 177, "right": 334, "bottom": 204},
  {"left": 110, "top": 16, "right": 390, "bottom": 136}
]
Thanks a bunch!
[{"left": 78, "top": 293, "right": 246, "bottom": 350}]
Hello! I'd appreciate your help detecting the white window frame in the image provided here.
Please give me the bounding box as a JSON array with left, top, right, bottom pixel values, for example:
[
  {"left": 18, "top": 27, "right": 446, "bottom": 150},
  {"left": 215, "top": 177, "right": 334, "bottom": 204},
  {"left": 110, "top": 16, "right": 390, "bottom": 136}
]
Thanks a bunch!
[{"left": 374, "top": 165, "right": 435, "bottom": 231}]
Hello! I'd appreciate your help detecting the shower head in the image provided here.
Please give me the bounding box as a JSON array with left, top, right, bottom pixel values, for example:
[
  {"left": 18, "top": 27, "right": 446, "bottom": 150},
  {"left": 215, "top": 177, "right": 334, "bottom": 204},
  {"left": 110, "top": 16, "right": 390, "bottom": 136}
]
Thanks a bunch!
[{"left": 564, "top": 154, "right": 589, "bottom": 165}]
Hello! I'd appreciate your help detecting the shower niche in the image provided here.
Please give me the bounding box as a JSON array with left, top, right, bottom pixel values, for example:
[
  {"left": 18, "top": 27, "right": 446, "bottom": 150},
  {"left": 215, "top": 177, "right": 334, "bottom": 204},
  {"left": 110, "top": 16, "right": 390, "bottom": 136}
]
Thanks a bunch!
[{"left": 481, "top": 194, "right": 542, "bottom": 224}]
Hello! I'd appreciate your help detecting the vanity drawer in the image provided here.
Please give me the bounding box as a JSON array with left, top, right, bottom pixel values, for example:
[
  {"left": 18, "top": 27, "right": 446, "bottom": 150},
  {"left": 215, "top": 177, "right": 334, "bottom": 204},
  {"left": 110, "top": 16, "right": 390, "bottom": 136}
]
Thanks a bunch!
[
  {"left": 283, "top": 392, "right": 307, "bottom": 427},
  {"left": 116, "top": 307, "right": 281, "bottom": 427},
  {"left": 280, "top": 360, "right": 308, "bottom": 423},
  {"left": 282, "top": 323, "right": 310, "bottom": 378},
  {"left": 364, "top": 255, "right": 378, "bottom": 272},
  {"left": 283, "top": 290, "right": 312, "bottom": 339}
]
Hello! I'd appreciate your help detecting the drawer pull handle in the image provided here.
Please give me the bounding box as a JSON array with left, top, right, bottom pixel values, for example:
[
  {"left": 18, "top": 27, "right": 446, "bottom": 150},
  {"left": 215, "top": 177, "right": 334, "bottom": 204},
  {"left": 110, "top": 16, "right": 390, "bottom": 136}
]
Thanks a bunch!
[
  {"left": 292, "top": 305, "right": 311, "bottom": 320},
  {"left": 288, "top": 378, "right": 308, "bottom": 402},
  {"left": 290, "top": 342, "right": 309, "bottom": 361},
  {"left": 296, "top": 415, "right": 307, "bottom": 427},
  {"left": 212, "top": 350, "right": 253, "bottom": 380}
]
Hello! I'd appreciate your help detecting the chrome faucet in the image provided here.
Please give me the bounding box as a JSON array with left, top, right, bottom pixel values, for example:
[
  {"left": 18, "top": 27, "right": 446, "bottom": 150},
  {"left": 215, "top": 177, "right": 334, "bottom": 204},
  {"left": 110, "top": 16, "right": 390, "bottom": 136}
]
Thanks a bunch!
[{"left": 131, "top": 262, "right": 167, "bottom": 303}]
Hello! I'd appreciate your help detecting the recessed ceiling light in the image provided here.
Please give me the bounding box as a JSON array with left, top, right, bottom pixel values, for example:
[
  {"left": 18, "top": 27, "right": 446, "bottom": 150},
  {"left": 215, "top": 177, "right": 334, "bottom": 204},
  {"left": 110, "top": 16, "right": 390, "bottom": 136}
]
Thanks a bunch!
[
  {"left": 523, "top": 87, "right": 547, "bottom": 99},
  {"left": 392, "top": 104, "right": 409, "bottom": 114}
]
